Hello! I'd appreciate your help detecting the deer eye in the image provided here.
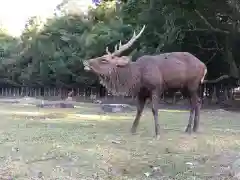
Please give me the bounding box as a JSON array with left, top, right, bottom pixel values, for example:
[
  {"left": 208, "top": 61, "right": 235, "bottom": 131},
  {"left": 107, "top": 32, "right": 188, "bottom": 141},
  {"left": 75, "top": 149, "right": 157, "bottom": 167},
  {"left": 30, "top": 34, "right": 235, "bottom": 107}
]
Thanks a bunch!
[{"left": 101, "top": 59, "right": 108, "bottom": 63}]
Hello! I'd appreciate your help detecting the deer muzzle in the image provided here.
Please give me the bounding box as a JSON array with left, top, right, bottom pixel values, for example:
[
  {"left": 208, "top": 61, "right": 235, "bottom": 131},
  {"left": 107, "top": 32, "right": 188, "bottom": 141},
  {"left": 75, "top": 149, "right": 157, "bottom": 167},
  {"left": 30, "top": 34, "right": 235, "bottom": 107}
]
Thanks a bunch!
[{"left": 83, "top": 61, "right": 91, "bottom": 71}]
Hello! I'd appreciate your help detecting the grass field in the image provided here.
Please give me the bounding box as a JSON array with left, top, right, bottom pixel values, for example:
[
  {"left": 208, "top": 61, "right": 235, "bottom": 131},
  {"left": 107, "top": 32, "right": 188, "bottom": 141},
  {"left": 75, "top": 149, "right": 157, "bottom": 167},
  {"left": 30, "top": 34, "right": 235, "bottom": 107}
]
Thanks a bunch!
[{"left": 0, "top": 102, "right": 240, "bottom": 179}]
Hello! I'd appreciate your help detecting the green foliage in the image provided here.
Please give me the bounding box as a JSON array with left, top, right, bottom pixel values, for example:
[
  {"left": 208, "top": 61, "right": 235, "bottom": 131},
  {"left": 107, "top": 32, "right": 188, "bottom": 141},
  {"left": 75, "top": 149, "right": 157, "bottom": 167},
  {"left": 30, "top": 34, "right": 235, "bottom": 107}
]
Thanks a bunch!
[
  {"left": 0, "top": 30, "right": 20, "bottom": 58},
  {"left": 0, "top": 0, "right": 240, "bottom": 87}
]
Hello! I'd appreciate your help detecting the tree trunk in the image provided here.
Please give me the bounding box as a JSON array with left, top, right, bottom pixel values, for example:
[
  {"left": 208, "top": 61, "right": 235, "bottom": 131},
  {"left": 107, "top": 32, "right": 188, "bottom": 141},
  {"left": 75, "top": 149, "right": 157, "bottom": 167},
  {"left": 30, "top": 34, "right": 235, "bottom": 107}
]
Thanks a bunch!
[
  {"left": 115, "top": 0, "right": 121, "bottom": 13},
  {"left": 225, "top": 33, "right": 239, "bottom": 79}
]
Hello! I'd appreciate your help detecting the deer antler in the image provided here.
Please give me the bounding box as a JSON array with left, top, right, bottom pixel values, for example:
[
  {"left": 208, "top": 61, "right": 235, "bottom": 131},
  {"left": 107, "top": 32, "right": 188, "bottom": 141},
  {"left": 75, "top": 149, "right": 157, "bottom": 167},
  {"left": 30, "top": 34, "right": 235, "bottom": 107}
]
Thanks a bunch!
[
  {"left": 105, "top": 25, "right": 146, "bottom": 57},
  {"left": 112, "top": 25, "right": 145, "bottom": 56},
  {"left": 105, "top": 47, "right": 111, "bottom": 55}
]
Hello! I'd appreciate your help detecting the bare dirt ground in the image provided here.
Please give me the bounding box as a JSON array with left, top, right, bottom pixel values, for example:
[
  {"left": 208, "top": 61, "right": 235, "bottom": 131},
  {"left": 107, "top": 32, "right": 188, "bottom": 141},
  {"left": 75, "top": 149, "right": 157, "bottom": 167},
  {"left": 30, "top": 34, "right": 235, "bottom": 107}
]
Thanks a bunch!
[{"left": 0, "top": 101, "right": 239, "bottom": 179}]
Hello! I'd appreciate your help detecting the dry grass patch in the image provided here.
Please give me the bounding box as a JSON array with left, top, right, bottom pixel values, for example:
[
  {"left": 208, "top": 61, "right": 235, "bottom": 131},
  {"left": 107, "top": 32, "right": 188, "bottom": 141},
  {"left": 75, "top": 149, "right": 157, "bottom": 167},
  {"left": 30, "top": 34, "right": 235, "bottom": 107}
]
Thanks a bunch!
[{"left": 0, "top": 103, "right": 238, "bottom": 179}]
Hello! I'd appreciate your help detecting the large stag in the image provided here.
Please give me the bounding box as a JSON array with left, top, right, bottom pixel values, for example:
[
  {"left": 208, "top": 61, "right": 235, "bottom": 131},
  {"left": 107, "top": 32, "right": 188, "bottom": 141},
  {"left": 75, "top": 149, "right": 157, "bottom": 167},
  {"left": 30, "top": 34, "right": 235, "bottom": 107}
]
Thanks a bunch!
[{"left": 83, "top": 25, "right": 220, "bottom": 138}]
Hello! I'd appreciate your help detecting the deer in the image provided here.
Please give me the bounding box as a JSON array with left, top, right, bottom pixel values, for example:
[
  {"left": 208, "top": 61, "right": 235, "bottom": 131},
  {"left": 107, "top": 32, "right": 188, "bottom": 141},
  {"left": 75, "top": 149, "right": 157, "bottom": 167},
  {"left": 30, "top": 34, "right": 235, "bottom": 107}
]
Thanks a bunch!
[{"left": 83, "top": 25, "right": 225, "bottom": 139}]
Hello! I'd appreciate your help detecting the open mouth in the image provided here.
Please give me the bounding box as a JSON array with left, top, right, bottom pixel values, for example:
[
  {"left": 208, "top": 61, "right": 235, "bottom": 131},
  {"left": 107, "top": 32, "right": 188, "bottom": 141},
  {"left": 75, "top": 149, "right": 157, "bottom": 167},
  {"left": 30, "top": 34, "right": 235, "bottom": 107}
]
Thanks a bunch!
[
  {"left": 83, "top": 61, "right": 91, "bottom": 71},
  {"left": 84, "top": 65, "right": 91, "bottom": 71}
]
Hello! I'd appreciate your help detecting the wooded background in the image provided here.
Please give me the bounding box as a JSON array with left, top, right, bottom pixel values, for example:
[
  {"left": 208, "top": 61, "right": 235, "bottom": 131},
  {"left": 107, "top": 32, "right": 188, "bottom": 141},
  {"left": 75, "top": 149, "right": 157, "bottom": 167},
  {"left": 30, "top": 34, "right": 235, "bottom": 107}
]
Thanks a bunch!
[{"left": 0, "top": 0, "right": 240, "bottom": 100}]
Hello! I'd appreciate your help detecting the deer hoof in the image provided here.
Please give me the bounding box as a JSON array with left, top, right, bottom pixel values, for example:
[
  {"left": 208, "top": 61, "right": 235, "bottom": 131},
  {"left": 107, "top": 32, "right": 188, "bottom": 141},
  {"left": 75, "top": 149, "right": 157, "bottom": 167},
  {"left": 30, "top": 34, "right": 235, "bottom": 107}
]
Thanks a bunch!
[
  {"left": 185, "top": 126, "right": 192, "bottom": 134},
  {"left": 193, "top": 126, "right": 198, "bottom": 133},
  {"left": 131, "top": 128, "right": 137, "bottom": 135},
  {"left": 156, "top": 135, "right": 160, "bottom": 140}
]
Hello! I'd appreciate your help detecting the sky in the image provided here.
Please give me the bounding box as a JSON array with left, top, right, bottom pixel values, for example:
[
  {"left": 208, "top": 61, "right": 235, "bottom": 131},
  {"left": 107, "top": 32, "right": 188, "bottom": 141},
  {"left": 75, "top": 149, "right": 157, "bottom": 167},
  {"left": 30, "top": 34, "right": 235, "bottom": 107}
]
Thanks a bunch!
[{"left": 0, "top": 0, "right": 93, "bottom": 37}]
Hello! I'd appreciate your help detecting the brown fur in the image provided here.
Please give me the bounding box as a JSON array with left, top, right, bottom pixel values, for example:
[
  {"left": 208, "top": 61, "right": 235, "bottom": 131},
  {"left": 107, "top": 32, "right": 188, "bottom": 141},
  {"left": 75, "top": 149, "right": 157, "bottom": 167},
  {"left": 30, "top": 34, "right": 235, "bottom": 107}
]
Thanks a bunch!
[
  {"left": 98, "top": 64, "right": 141, "bottom": 96},
  {"left": 84, "top": 51, "right": 207, "bottom": 138}
]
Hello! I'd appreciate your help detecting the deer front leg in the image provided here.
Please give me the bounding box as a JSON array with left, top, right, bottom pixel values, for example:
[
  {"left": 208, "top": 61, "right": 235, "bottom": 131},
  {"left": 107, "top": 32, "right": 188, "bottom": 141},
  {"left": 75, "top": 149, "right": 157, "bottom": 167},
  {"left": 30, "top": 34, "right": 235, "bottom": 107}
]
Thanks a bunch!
[
  {"left": 185, "top": 107, "right": 194, "bottom": 134},
  {"left": 185, "top": 91, "right": 198, "bottom": 134},
  {"left": 193, "top": 97, "right": 201, "bottom": 132},
  {"left": 131, "top": 95, "right": 146, "bottom": 134},
  {"left": 151, "top": 90, "right": 160, "bottom": 139}
]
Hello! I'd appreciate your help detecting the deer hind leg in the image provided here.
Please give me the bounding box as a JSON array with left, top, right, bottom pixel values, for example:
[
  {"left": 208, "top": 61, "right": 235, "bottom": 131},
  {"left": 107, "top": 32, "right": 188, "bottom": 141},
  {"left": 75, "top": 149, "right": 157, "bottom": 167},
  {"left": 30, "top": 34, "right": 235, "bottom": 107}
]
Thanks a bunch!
[
  {"left": 151, "top": 89, "right": 161, "bottom": 139},
  {"left": 131, "top": 94, "right": 147, "bottom": 134},
  {"left": 193, "top": 96, "right": 201, "bottom": 132},
  {"left": 185, "top": 97, "right": 195, "bottom": 134},
  {"left": 185, "top": 91, "right": 199, "bottom": 134}
]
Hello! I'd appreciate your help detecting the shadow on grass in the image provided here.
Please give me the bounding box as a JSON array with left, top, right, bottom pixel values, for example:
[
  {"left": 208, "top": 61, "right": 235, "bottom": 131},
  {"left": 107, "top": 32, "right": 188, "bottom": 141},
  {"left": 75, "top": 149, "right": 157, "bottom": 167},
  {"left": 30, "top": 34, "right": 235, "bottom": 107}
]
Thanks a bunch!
[
  {"left": 20, "top": 115, "right": 240, "bottom": 179},
  {"left": 0, "top": 103, "right": 240, "bottom": 179}
]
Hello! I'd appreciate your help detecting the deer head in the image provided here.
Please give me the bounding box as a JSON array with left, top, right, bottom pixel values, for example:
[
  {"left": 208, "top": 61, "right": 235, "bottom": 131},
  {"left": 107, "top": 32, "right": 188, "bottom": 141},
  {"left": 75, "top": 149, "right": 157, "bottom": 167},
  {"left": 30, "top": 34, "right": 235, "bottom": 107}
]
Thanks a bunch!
[{"left": 83, "top": 25, "right": 146, "bottom": 75}]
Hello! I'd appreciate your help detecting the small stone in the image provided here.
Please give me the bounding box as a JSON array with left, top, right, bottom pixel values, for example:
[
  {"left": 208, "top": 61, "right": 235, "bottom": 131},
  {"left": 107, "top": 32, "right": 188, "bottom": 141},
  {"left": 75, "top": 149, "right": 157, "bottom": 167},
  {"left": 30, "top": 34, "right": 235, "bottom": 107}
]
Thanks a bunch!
[
  {"left": 234, "top": 172, "right": 240, "bottom": 180},
  {"left": 101, "top": 104, "right": 134, "bottom": 113},
  {"left": 165, "top": 147, "right": 170, "bottom": 153},
  {"left": 151, "top": 166, "right": 163, "bottom": 177},
  {"left": 92, "top": 172, "right": 99, "bottom": 179},
  {"left": 144, "top": 172, "right": 151, "bottom": 177},
  {"left": 12, "top": 147, "right": 19, "bottom": 152},
  {"left": 186, "top": 162, "right": 195, "bottom": 168},
  {"left": 36, "top": 102, "right": 74, "bottom": 108},
  {"left": 112, "top": 140, "right": 121, "bottom": 144},
  {"left": 38, "top": 171, "right": 43, "bottom": 178},
  {"left": 152, "top": 166, "right": 162, "bottom": 172},
  {"left": 232, "top": 158, "right": 240, "bottom": 177},
  {"left": 93, "top": 100, "right": 102, "bottom": 104}
]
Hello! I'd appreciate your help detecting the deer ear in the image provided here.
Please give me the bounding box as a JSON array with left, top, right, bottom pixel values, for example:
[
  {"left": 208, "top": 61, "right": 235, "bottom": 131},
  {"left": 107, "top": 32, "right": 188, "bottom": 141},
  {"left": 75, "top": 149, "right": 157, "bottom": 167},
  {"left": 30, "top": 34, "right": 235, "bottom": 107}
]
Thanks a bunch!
[
  {"left": 103, "top": 54, "right": 114, "bottom": 62},
  {"left": 116, "top": 56, "right": 131, "bottom": 66}
]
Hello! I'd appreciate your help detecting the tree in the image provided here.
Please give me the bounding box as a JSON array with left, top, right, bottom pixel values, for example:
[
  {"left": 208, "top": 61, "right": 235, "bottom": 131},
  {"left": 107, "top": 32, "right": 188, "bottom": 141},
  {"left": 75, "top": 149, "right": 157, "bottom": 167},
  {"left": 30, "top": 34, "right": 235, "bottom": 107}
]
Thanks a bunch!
[{"left": 0, "top": 0, "right": 239, "bottom": 90}]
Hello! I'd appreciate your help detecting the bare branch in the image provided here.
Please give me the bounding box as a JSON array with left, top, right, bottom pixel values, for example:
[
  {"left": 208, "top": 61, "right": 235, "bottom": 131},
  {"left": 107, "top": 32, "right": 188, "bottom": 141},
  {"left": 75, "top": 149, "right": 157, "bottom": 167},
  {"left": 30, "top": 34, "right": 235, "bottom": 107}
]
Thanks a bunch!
[
  {"left": 203, "top": 75, "right": 230, "bottom": 84},
  {"left": 194, "top": 9, "right": 230, "bottom": 34},
  {"left": 0, "top": 58, "right": 17, "bottom": 65},
  {"left": 192, "top": 36, "right": 223, "bottom": 52},
  {"left": 227, "top": 0, "right": 240, "bottom": 14},
  {"left": 183, "top": 28, "right": 214, "bottom": 32},
  {"left": 211, "top": 35, "right": 221, "bottom": 50},
  {"left": 205, "top": 51, "right": 217, "bottom": 65}
]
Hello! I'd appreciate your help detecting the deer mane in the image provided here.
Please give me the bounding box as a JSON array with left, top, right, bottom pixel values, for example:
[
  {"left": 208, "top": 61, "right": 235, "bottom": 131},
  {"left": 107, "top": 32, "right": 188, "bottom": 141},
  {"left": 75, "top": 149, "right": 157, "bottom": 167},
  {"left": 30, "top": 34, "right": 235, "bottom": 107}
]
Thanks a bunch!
[{"left": 99, "top": 63, "right": 141, "bottom": 96}]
